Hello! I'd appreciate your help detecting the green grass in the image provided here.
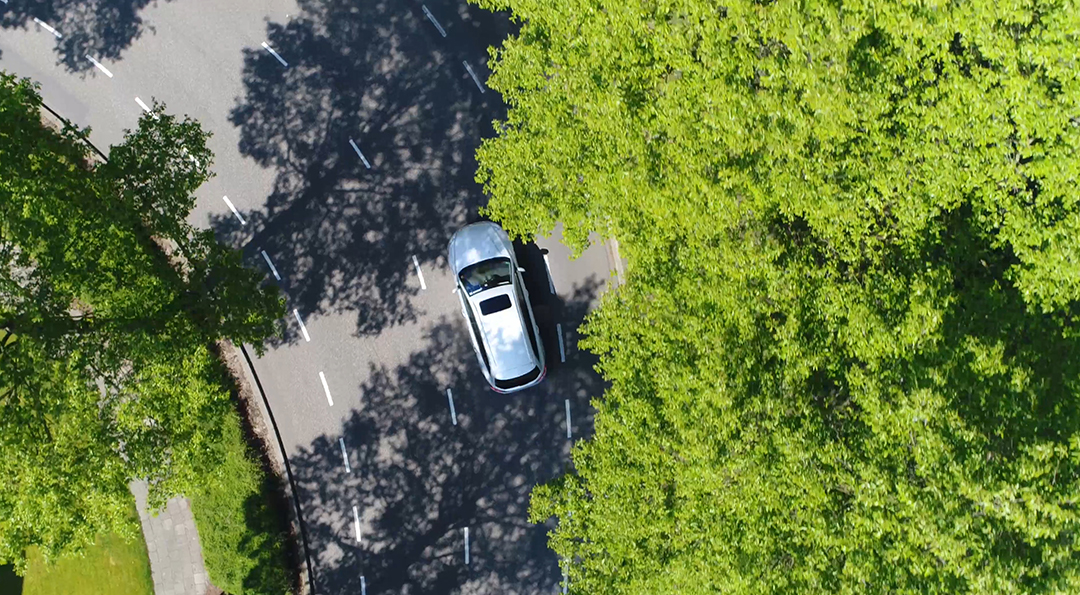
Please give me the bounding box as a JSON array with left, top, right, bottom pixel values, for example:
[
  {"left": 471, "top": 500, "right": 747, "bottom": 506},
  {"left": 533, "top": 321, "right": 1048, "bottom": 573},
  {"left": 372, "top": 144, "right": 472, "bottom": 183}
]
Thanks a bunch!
[
  {"left": 21, "top": 502, "right": 152, "bottom": 595},
  {"left": 191, "top": 409, "right": 292, "bottom": 595}
]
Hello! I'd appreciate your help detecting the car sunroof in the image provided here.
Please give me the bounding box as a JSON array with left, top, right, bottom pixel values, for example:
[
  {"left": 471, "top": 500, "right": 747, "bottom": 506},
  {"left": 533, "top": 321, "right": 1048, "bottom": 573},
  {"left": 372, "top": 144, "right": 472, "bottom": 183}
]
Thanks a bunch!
[{"left": 479, "top": 294, "right": 512, "bottom": 315}]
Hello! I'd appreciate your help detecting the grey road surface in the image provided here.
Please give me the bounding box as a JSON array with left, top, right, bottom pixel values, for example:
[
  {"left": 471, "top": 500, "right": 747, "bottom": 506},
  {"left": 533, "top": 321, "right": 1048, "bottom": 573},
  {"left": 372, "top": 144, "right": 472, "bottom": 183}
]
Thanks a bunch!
[{"left": 1, "top": 1, "right": 618, "bottom": 593}]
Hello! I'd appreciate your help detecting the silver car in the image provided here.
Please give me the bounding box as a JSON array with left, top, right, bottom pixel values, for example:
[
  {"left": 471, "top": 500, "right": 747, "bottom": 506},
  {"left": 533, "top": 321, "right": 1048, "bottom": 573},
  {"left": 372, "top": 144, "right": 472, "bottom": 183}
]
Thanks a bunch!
[{"left": 448, "top": 222, "right": 546, "bottom": 393}]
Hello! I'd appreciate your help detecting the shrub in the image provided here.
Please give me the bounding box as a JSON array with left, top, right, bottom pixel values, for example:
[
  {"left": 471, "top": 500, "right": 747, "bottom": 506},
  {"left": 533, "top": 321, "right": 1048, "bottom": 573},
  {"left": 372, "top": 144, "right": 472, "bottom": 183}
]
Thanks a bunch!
[{"left": 190, "top": 410, "right": 291, "bottom": 595}]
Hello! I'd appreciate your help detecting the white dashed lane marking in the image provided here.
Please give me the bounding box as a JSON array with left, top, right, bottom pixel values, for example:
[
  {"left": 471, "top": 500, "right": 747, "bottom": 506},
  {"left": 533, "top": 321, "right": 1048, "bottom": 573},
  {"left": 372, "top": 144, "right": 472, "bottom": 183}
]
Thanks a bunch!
[
  {"left": 293, "top": 309, "right": 311, "bottom": 342},
  {"left": 221, "top": 196, "right": 246, "bottom": 225},
  {"left": 446, "top": 388, "right": 458, "bottom": 426},
  {"left": 557, "top": 323, "right": 566, "bottom": 363},
  {"left": 260, "top": 250, "right": 282, "bottom": 280},
  {"left": 464, "top": 527, "right": 471, "bottom": 565},
  {"left": 348, "top": 139, "right": 372, "bottom": 169},
  {"left": 412, "top": 255, "right": 427, "bottom": 290},
  {"left": 85, "top": 55, "right": 113, "bottom": 78},
  {"left": 261, "top": 41, "right": 288, "bottom": 67},
  {"left": 421, "top": 5, "right": 447, "bottom": 37},
  {"left": 181, "top": 146, "right": 201, "bottom": 167},
  {"left": 463, "top": 61, "right": 485, "bottom": 93},
  {"left": 33, "top": 18, "right": 61, "bottom": 38},
  {"left": 338, "top": 438, "right": 351, "bottom": 473},
  {"left": 565, "top": 399, "right": 572, "bottom": 439},
  {"left": 319, "top": 371, "right": 334, "bottom": 406},
  {"left": 133, "top": 95, "right": 157, "bottom": 117},
  {"left": 352, "top": 505, "right": 362, "bottom": 543}
]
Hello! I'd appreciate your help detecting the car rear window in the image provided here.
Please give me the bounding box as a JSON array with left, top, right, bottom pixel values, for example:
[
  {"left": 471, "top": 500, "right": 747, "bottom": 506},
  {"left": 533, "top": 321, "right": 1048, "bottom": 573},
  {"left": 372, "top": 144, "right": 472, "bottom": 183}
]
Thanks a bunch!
[
  {"left": 494, "top": 365, "right": 543, "bottom": 390},
  {"left": 479, "top": 294, "right": 512, "bottom": 315}
]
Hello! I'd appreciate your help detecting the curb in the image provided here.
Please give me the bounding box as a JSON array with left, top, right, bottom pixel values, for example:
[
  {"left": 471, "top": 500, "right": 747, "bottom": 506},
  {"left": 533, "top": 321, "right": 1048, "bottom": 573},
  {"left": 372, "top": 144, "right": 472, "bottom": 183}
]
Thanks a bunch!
[
  {"left": 604, "top": 236, "right": 627, "bottom": 287},
  {"left": 37, "top": 102, "right": 107, "bottom": 164},
  {"left": 232, "top": 342, "right": 318, "bottom": 595}
]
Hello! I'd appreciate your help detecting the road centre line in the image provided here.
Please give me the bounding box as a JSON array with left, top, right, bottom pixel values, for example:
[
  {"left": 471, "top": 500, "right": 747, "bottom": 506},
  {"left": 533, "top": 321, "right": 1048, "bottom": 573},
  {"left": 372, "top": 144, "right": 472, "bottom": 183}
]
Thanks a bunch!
[
  {"left": 557, "top": 323, "right": 566, "bottom": 363},
  {"left": 85, "top": 55, "right": 113, "bottom": 78},
  {"left": 348, "top": 139, "right": 372, "bottom": 169},
  {"left": 180, "top": 146, "right": 201, "bottom": 167},
  {"left": 421, "top": 5, "right": 447, "bottom": 37},
  {"left": 464, "top": 527, "right": 471, "bottom": 564},
  {"left": 134, "top": 96, "right": 159, "bottom": 119},
  {"left": 221, "top": 196, "right": 246, "bottom": 225},
  {"left": 293, "top": 308, "right": 311, "bottom": 342},
  {"left": 319, "top": 371, "right": 334, "bottom": 406},
  {"left": 352, "top": 505, "right": 362, "bottom": 543},
  {"left": 261, "top": 41, "right": 288, "bottom": 67},
  {"left": 463, "top": 61, "right": 486, "bottom": 93},
  {"left": 446, "top": 388, "right": 458, "bottom": 426},
  {"left": 543, "top": 253, "right": 556, "bottom": 294},
  {"left": 412, "top": 255, "right": 427, "bottom": 290},
  {"left": 260, "top": 250, "right": 282, "bottom": 280},
  {"left": 33, "top": 18, "right": 61, "bottom": 38},
  {"left": 565, "top": 399, "right": 572, "bottom": 438},
  {"left": 339, "top": 437, "right": 351, "bottom": 473}
]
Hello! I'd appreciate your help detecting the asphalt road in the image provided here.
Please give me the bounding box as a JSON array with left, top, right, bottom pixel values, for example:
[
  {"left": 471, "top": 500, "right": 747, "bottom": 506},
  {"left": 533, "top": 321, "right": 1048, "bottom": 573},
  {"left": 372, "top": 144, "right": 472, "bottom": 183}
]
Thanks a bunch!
[{"left": 1, "top": 1, "right": 617, "bottom": 593}]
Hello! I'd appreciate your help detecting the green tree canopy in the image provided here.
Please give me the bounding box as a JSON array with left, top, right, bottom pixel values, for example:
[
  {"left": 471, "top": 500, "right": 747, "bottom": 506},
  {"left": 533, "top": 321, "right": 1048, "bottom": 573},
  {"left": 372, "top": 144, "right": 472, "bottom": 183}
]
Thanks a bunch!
[
  {"left": 0, "top": 73, "right": 283, "bottom": 568},
  {"left": 474, "top": 0, "right": 1080, "bottom": 592}
]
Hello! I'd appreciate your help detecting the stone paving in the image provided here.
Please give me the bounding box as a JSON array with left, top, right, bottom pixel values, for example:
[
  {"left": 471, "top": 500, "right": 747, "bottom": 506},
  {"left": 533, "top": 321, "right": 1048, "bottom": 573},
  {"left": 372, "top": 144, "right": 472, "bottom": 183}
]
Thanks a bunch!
[{"left": 130, "top": 481, "right": 215, "bottom": 595}]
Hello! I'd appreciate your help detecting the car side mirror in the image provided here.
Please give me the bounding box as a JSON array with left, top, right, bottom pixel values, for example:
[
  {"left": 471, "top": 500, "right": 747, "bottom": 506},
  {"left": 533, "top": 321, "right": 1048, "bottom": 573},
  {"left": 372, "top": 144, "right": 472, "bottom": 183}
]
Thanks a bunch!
[
  {"left": 517, "top": 266, "right": 526, "bottom": 273},
  {"left": 540, "top": 248, "right": 549, "bottom": 255},
  {"left": 452, "top": 286, "right": 459, "bottom": 294}
]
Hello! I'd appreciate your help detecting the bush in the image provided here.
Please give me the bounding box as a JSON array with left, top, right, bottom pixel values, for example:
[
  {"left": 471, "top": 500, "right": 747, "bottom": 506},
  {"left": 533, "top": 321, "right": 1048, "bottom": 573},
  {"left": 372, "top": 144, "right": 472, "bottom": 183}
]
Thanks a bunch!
[{"left": 190, "top": 410, "right": 291, "bottom": 595}]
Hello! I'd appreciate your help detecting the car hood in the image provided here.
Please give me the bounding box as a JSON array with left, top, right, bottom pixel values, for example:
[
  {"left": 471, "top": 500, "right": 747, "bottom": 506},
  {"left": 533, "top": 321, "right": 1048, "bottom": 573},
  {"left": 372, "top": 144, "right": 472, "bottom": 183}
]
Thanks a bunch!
[{"left": 448, "top": 222, "right": 513, "bottom": 275}]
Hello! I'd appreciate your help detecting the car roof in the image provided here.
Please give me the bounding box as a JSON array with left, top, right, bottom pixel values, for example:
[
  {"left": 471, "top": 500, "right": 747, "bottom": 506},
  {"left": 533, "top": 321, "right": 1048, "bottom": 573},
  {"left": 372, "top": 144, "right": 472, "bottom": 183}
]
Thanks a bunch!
[
  {"left": 448, "top": 222, "right": 513, "bottom": 275},
  {"left": 469, "top": 285, "right": 536, "bottom": 380}
]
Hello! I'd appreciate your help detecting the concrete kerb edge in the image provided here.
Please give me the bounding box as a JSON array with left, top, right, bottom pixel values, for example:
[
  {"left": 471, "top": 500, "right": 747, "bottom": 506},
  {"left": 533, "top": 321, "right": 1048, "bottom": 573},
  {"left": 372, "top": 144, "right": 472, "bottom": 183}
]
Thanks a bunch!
[
  {"left": 37, "top": 102, "right": 108, "bottom": 164},
  {"left": 230, "top": 341, "right": 317, "bottom": 595},
  {"left": 604, "top": 236, "right": 627, "bottom": 287}
]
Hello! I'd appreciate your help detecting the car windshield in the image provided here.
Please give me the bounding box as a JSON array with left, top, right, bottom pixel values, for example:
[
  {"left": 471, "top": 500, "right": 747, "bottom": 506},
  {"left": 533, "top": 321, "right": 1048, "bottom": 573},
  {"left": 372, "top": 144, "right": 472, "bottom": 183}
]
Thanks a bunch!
[{"left": 459, "top": 257, "right": 512, "bottom": 296}]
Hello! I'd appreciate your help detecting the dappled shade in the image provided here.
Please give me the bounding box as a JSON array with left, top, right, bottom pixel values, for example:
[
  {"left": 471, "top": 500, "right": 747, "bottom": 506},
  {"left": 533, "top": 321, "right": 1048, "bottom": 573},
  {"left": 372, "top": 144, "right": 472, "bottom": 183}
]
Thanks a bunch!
[
  {"left": 216, "top": 0, "right": 513, "bottom": 342},
  {"left": 289, "top": 287, "right": 603, "bottom": 593},
  {"left": 0, "top": 0, "right": 169, "bottom": 72}
]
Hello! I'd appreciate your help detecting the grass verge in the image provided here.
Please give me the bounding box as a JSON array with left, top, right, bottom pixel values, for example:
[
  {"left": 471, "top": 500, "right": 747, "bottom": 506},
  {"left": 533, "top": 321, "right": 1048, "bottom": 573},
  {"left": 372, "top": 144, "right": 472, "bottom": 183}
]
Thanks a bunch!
[
  {"left": 21, "top": 501, "right": 152, "bottom": 595},
  {"left": 190, "top": 407, "right": 292, "bottom": 595}
]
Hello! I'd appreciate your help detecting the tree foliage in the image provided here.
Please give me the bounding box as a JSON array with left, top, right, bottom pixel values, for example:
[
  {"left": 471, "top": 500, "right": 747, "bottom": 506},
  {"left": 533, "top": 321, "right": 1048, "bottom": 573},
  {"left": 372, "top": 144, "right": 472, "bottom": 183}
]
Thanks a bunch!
[
  {"left": 0, "top": 73, "right": 284, "bottom": 569},
  {"left": 474, "top": 0, "right": 1080, "bottom": 592}
]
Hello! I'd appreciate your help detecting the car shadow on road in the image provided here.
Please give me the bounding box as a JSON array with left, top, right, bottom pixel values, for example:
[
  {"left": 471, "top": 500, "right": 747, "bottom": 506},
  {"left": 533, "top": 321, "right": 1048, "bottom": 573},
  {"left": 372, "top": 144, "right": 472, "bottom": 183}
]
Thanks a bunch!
[
  {"left": 0, "top": 0, "right": 166, "bottom": 72},
  {"left": 287, "top": 276, "right": 605, "bottom": 594},
  {"left": 210, "top": 0, "right": 514, "bottom": 345}
]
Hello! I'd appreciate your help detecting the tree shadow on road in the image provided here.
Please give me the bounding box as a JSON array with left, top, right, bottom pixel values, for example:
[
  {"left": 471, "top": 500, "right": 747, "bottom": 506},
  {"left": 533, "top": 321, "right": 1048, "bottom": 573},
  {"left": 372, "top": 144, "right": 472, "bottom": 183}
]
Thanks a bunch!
[
  {"left": 288, "top": 275, "right": 605, "bottom": 594},
  {"left": 213, "top": 0, "right": 513, "bottom": 344},
  {"left": 0, "top": 0, "right": 167, "bottom": 72}
]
